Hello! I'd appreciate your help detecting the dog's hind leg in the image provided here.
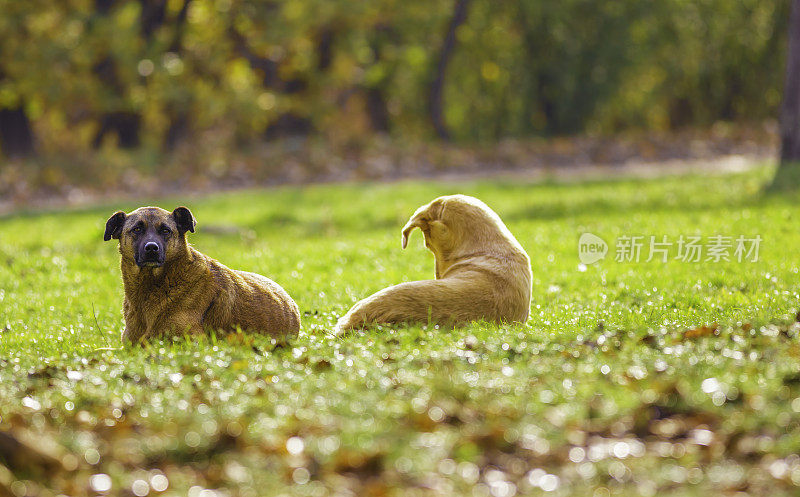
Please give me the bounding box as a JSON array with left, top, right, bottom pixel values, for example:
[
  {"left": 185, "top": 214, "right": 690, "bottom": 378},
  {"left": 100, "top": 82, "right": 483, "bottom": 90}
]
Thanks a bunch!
[{"left": 334, "top": 277, "right": 494, "bottom": 334}]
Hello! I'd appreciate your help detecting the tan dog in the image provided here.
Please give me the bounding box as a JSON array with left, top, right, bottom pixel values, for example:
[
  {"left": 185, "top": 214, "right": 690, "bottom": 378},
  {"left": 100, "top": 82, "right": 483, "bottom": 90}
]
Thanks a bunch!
[
  {"left": 104, "top": 206, "right": 300, "bottom": 343},
  {"left": 335, "top": 195, "right": 531, "bottom": 333}
]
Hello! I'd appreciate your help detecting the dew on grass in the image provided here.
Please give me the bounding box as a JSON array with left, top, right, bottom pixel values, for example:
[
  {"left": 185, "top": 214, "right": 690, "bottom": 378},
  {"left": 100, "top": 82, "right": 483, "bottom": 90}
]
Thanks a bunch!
[
  {"left": 428, "top": 406, "right": 445, "bottom": 422},
  {"left": 292, "top": 467, "right": 310, "bottom": 484},
  {"left": 90, "top": 474, "right": 112, "bottom": 492},
  {"left": 286, "top": 436, "right": 304, "bottom": 455},
  {"left": 131, "top": 479, "right": 149, "bottom": 496},
  {"left": 21, "top": 396, "right": 41, "bottom": 410},
  {"left": 150, "top": 474, "right": 168, "bottom": 492},
  {"left": 185, "top": 431, "right": 201, "bottom": 447},
  {"left": 84, "top": 448, "right": 101, "bottom": 465},
  {"left": 569, "top": 447, "right": 586, "bottom": 463}
]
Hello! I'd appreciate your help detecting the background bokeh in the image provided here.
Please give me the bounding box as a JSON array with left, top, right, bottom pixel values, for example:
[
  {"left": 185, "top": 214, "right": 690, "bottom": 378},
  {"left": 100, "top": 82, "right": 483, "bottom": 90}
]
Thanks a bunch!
[{"left": 0, "top": 0, "right": 788, "bottom": 195}]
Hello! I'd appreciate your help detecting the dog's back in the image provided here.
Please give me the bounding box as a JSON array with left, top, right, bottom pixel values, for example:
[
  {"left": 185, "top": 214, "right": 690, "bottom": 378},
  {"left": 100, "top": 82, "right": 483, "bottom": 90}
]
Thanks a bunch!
[
  {"left": 444, "top": 252, "right": 532, "bottom": 323},
  {"left": 196, "top": 253, "right": 301, "bottom": 338}
]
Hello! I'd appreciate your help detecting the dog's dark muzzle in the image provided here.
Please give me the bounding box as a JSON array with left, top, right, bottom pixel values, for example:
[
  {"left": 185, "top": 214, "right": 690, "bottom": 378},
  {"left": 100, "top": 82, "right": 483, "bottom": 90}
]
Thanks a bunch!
[{"left": 136, "top": 241, "right": 165, "bottom": 267}]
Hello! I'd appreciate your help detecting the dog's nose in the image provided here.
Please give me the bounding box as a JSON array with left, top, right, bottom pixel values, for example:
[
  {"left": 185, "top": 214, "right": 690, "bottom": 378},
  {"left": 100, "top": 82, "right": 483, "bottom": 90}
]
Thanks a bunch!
[{"left": 144, "top": 242, "right": 159, "bottom": 253}]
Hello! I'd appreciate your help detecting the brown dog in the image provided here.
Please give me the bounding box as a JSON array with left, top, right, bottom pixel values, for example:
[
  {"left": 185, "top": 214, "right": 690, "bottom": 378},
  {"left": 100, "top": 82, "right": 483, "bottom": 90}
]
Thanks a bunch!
[
  {"left": 104, "top": 206, "right": 300, "bottom": 343},
  {"left": 335, "top": 195, "right": 531, "bottom": 333}
]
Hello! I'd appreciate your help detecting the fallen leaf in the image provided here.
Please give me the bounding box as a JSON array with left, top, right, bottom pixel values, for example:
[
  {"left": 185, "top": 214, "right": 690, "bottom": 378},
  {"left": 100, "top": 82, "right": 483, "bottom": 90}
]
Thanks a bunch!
[{"left": 683, "top": 324, "right": 719, "bottom": 340}]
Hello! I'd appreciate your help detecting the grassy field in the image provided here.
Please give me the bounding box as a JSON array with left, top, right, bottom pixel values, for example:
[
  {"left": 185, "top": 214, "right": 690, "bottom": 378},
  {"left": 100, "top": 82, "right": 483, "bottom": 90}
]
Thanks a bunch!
[{"left": 2, "top": 168, "right": 800, "bottom": 496}]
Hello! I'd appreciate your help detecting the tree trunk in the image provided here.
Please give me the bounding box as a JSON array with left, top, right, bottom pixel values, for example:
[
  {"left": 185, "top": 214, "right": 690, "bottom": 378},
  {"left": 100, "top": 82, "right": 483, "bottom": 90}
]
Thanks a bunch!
[
  {"left": 364, "top": 28, "right": 392, "bottom": 133},
  {"left": 92, "top": 111, "right": 141, "bottom": 149},
  {"left": 163, "top": 0, "right": 193, "bottom": 150},
  {"left": 770, "top": 0, "right": 800, "bottom": 191},
  {"left": 0, "top": 105, "right": 35, "bottom": 158},
  {"left": 91, "top": 0, "right": 142, "bottom": 150},
  {"left": 229, "top": 23, "right": 314, "bottom": 140},
  {"left": 139, "top": 0, "right": 168, "bottom": 40},
  {"left": 365, "top": 87, "right": 390, "bottom": 133},
  {"left": 429, "top": 0, "right": 471, "bottom": 141}
]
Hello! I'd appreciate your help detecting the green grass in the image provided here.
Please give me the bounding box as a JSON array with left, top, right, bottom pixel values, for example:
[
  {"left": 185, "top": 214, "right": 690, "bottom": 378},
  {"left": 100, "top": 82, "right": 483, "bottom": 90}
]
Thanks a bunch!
[{"left": 2, "top": 168, "right": 800, "bottom": 496}]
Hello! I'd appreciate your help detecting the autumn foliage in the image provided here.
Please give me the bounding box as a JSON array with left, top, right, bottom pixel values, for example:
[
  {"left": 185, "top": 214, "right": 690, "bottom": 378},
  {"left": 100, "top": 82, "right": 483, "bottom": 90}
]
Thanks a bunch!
[{"left": 0, "top": 0, "right": 788, "bottom": 161}]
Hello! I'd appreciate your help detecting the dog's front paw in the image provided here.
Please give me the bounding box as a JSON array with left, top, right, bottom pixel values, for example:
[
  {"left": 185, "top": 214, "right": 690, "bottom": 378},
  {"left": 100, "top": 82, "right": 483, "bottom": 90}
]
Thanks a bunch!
[
  {"left": 333, "top": 315, "right": 355, "bottom": 336},
  {"left": 333, "top": 303, "right": 374, "bottom": 336}
]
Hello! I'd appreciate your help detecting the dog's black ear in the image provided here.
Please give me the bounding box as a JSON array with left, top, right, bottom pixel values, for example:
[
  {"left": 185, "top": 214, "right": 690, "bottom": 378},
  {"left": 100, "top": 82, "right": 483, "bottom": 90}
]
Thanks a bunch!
[
  {"left": 172, "top": 206, "right": 196, "bottom": 234},
  {"left": 104, "top": 211, "right": 126, "bottom": 241}
]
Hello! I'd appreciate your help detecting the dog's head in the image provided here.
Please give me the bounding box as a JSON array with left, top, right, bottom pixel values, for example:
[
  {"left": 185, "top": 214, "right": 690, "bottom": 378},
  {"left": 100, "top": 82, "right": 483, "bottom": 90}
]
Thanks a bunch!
[
  {"left": 401, "top": 195, "right": 514, "bottom": 276},
  {"left": 104, "top": 206, "right": 196, "bottom": 268}
]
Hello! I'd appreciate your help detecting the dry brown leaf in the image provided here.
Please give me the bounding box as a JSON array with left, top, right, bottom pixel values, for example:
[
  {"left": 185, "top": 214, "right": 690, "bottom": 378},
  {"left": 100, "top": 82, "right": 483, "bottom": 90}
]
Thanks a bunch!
[{"left": 683, "top": 324, "right": 719, "bottom": 340}]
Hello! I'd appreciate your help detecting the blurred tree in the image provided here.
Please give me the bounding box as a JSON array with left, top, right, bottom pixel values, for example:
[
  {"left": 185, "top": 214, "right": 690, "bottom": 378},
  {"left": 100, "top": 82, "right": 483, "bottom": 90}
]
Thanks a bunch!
[
  {"left": 0, "top": 5, "right": 35, "bottom": 159},
  {"left": 0, "top": 106, "right": 34, "bottom": 158},
  {"left": 160, "top": 0, "right": 194, "bottom": 150},
  {"left": 0, "top": 70, "right": 34, "bottom": 158},
  {"left": 0, "top": 0, "right": 789, "bottom": 162},
  {"left": 771, "top": 0, "right": 800, "bottom": 191},
  {"left": 430, "top": 0, "right": 470, "bottom": 140},
  {"left": 90, "top": 1, "right": 141, "bottom": 149}
]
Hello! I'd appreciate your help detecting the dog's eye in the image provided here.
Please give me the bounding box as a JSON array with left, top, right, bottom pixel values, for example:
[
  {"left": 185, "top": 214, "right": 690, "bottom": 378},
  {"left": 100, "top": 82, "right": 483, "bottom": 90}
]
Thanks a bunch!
[
  {"left": 131, "top": 226, "right": 142, "bottom": 234},
  {"left": 159, "top": 227, "right": 171, "bottom": 235}
]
